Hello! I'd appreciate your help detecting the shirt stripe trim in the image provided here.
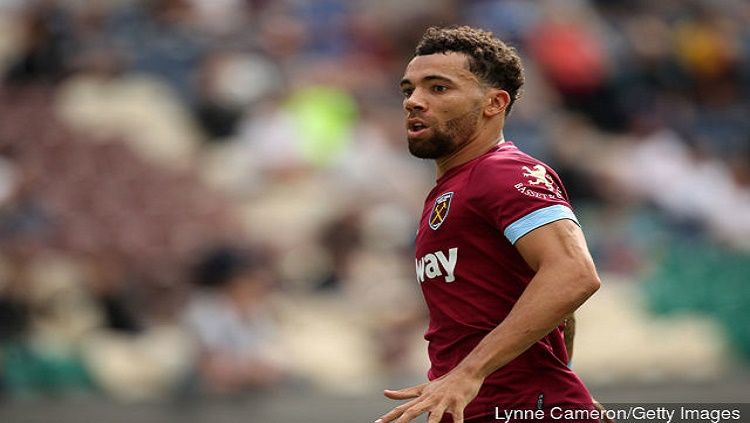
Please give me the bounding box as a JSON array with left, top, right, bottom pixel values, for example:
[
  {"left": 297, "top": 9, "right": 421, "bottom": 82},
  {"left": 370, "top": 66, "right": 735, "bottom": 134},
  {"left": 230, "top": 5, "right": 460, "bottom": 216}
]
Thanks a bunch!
[{"left": 504, "top": 204, "right": 579, "bottom": 245}]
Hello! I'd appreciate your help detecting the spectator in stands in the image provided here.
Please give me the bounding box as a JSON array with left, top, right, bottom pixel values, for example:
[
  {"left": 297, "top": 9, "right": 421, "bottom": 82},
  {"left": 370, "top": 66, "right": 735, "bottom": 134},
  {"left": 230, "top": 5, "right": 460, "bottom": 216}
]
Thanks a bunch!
[{"left": 183, "top": 246, "right": 286, "bottom": 395}]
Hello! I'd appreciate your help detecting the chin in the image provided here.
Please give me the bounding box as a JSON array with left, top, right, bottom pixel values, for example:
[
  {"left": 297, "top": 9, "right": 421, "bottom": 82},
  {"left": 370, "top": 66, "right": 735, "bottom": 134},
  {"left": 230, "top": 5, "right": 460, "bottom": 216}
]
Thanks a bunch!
[
  {"left": 408, "top": 135, "right": 455, "bottom": 159},
  {"left": 408, "top": 141, "right": 442, "bottom": 159}
]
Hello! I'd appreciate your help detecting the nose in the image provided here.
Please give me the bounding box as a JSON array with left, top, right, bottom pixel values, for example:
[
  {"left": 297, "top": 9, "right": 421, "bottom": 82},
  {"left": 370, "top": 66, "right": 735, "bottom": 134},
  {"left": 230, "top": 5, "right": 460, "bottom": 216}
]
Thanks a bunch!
[{"left": 404, "top": 89, "right": 426, "bottom": 113}]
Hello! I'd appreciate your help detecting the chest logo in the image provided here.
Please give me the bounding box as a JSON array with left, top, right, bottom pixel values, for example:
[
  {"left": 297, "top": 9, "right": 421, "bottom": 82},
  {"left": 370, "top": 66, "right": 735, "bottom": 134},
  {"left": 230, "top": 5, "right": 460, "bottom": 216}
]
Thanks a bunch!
[
  {"left": 429, "top": 192, "right": 453, "bottom": 230},
  {"left": 416, "top": 248, "right": 458, "bottom": 283}
]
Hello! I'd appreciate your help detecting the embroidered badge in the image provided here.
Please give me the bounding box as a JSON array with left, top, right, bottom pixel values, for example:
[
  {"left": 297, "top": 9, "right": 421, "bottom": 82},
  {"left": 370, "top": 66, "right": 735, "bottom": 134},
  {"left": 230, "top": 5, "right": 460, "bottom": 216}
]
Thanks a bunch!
[
  {"left": 429, "top": 192, "right": 453, "bottom": 230},
  {"left": 522, "top": 164, "right": 554, "bottom": 191},
  {"left": 514, "top": 164, "right": 563, "bottom": 200}
]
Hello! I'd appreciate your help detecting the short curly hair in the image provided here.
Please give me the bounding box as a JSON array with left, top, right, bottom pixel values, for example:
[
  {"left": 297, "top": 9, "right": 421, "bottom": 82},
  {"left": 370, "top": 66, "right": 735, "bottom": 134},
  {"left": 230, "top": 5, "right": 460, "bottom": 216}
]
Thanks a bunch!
[{"left": 415, "top": 26, "right": 524, "bottom": 115}]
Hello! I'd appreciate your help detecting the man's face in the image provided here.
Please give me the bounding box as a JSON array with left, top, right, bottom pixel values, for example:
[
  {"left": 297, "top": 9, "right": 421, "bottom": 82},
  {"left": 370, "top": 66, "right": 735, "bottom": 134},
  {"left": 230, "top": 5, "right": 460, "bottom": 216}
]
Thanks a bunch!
[{"left": 400, "top": 52, "right": 485, "bottom": 159}]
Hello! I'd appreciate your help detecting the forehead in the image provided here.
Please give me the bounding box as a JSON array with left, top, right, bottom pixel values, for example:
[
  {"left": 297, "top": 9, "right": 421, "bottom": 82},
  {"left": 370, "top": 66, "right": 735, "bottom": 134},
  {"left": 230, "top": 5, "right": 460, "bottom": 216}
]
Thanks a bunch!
[{"left": 402, "top": 52, "right": 478, "bottom": 84}]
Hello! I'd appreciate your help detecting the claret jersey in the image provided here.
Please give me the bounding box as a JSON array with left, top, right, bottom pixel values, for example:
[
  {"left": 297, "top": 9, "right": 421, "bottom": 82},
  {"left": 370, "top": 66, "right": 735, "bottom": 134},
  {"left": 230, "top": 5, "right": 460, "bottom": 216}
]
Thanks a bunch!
[{"left": 415, "top": 142, "right": 595, "bottom": 421}]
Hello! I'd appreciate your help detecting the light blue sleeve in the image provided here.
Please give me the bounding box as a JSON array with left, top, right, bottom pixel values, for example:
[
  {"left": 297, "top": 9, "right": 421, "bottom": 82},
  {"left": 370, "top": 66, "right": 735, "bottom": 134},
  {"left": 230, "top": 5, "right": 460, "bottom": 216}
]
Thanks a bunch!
[{"left": 503, "top": 204, "right": 579, "bottom": 245}]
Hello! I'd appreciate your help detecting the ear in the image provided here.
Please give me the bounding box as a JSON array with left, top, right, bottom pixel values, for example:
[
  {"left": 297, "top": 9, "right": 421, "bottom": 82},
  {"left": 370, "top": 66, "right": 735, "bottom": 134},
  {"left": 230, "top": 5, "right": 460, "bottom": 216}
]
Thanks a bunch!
[{"left": 484, "top": 89, "right": 510, "bottom": 117}]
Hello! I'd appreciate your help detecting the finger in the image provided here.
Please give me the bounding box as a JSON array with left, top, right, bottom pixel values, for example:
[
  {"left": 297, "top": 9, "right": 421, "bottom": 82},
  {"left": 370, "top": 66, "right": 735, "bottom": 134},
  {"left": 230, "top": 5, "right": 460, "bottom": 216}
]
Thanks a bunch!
[
  {"left": 376, "top": 397, "right": 422, "bottom": 423},
  {"left": 427, "top": 404, "right": 447, "bottom": 423},
  {"left": 593, "top": 400, "right": 614, "bottom": 423},
  {"left": 450, "top": 407, "right": 464, "bottom": 423},
  {"left": 384, "top": 383, "right": 426, "bottom": 400},
  {"left": 395, "top": 401, "right": 433, "bottom": 423}
]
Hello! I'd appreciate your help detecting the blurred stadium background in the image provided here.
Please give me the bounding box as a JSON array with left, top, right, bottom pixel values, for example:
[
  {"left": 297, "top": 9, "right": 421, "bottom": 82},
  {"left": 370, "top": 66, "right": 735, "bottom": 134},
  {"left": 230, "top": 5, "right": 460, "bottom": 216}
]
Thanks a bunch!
[{"left": 0, "top": 0, "right": 749, "bottom": 421}]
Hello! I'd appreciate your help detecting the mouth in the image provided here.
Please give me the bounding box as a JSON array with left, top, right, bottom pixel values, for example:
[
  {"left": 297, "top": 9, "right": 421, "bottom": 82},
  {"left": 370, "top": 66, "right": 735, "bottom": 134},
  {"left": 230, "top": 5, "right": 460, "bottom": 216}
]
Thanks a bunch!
[{"left": 407, "top": 119, "right": 430, "bottom": 138}]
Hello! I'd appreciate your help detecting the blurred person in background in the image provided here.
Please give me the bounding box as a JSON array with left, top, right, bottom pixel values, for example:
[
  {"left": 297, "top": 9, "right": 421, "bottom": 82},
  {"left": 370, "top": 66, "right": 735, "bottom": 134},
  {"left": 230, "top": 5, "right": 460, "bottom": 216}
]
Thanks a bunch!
[
  {"left": 377, "top": 26, "right": 602, "bottom": 423},
  {"left": 183, "top": 245, "right": 287, "bottom": 396},
  {"left": 78, "top": 250, "right": 195, "bottom": 403},
  {"left": 0, "top": 251, "right": 96, "bottom": 399}
]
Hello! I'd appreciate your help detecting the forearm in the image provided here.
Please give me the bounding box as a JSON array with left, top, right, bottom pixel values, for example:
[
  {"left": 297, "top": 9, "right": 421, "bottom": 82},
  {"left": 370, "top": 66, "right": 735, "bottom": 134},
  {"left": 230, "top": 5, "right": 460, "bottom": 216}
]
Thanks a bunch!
[
  {"left": 454, "top": 266, "right": 597, "bottom": 381},
  {"left": 564, "top": 313, "right": 576, "bottom": 362}
]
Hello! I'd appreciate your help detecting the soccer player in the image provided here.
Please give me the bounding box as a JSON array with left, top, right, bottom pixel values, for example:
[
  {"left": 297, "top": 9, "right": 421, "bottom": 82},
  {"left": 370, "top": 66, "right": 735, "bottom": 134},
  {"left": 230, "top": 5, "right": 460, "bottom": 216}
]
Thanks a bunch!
[{"left": 376, "top": 26, "right": 603, "bottom": 423}]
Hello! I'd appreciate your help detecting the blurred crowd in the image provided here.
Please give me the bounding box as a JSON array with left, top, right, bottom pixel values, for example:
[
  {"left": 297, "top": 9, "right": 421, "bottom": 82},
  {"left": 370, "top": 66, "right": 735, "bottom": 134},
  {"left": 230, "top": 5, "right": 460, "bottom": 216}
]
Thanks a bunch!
[{"left": 0, "top": 0, "right": 748, "bottom": 401}]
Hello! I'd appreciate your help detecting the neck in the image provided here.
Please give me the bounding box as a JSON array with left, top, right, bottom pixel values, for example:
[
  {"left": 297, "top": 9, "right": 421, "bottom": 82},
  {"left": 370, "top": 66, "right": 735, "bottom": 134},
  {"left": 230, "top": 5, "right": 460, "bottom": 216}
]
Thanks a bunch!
[{"left": 435, "top": 129, "right": 505, "bottom": 178}]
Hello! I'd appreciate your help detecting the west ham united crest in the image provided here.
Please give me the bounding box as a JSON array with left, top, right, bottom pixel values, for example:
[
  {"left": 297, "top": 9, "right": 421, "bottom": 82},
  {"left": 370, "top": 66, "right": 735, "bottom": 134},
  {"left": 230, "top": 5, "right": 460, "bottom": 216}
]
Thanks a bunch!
[{"left": 429, "top": 192, "right": 453, "bottom": 230}]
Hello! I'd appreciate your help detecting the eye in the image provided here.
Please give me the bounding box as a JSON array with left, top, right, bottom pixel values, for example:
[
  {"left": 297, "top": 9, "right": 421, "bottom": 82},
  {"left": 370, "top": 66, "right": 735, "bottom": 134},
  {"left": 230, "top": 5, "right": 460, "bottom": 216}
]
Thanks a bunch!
[
  {"left": 432, "top": 85, "right": 448, "bottom": 93},
  {"left": 401, "top": 87, "right": 413, "bottom": 98}
]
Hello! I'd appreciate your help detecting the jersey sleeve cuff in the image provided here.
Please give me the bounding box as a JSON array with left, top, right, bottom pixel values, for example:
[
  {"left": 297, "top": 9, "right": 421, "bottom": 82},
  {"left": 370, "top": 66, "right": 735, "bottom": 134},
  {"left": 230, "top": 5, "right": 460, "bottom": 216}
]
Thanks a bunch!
[{"left": 504, "top": 204, "right": 580, "bottom": 245}]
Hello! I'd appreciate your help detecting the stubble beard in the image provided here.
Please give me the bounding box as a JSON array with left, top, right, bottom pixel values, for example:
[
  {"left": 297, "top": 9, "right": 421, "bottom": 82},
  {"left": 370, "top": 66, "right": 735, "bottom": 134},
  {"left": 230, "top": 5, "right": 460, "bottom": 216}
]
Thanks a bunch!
[{"left": 408, "top": 106, "right": 482, "bottom": 160}]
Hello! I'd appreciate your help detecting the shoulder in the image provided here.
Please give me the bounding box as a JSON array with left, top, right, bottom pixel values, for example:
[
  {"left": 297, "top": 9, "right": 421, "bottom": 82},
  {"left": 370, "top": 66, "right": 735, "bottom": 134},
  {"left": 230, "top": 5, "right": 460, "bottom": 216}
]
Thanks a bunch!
[{"left": 468, "top": 145, "right": 551, "bottom": 187}]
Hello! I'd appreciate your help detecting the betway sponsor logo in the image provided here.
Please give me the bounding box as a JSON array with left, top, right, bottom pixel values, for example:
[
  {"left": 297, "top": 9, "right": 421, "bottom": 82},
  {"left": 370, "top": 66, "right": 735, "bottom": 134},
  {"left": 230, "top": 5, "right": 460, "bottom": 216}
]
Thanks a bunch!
[{"left": 415, "top": 248, "right": 458, "bottom": 283}]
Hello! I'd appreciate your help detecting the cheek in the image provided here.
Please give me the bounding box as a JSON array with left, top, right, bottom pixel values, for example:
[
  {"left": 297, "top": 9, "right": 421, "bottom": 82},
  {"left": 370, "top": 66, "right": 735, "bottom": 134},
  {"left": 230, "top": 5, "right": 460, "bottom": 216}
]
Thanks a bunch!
[
  {"left": 439, "top": 102, "right": 474, "bottom": 123},
  {"left": 434, "top": 103, "right": 462, "bottom": 123}
]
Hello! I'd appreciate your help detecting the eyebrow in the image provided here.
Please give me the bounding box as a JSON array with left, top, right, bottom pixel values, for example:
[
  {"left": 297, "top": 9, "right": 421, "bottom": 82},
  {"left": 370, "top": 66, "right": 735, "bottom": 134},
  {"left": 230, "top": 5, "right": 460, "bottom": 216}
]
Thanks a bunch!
[{"left": 399, "top": 74, "right": 455, "bottom": 87}]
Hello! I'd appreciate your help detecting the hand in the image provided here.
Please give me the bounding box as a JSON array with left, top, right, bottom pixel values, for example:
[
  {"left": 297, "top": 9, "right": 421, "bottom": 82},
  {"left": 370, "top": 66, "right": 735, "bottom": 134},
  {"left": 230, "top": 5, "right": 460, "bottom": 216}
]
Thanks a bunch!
[
  {"left": 375, "top": 370, "right": 483, "bottom": 423},
  {"left": 593, "top": 398, "right": 615, "bottom": 423}
]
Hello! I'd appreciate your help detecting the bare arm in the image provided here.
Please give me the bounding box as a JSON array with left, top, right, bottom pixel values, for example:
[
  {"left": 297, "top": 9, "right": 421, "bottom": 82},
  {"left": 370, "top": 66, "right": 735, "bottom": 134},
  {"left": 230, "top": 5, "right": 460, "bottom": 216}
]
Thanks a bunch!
[
  {"left": 446, "top": 219, "right": 599, "bottom": 380},
  {"left": 377, "top": 219, "right": 600, "bottom": 423},
  {"left": 564, "top": 313, "right": 576, "bottom": 363}
]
